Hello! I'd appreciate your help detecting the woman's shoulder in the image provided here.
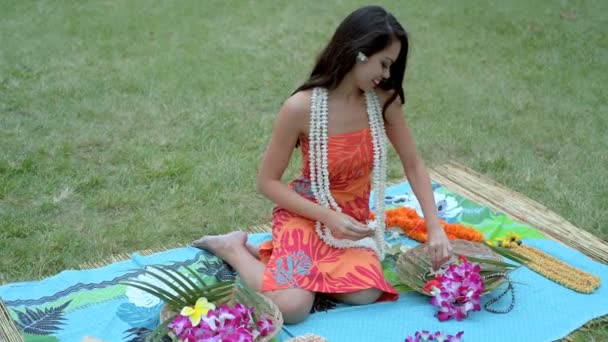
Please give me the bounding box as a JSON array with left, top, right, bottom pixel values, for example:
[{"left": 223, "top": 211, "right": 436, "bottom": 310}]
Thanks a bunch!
[
  {"left": 375, "top": 88, "right": 402, "bottom": 107},
  {"left": 283, "top": 89, "right": 313, "bottom": 115},
  {"left": 278, "top": 89, "right": 313, "bottom": 128},
  {"left": 375, "top": 88, "right": 404, "bottom": 123},
  {"left": 273, "top": 89, "right": 314, "bottom": 136}
]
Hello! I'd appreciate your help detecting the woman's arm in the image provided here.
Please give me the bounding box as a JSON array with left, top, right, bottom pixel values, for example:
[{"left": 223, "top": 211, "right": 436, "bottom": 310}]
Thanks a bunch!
[
  {"left": 383, "top": 95, "right": 452, "bottom": 269},
  {"left": 257, "top": 91, "right": 370, "bottom": 240},
  {"left": 257, "top": 91, "right": 328, "bottom": 221}
]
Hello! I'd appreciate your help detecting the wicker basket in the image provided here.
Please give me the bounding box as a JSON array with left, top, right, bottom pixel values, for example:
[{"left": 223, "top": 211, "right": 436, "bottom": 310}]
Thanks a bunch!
[
  {"left": 160, "top": 285, "right": 283, "bottom": 342},
  {"left": 397, "top": 239, "right": 507, "bottom": 296}
]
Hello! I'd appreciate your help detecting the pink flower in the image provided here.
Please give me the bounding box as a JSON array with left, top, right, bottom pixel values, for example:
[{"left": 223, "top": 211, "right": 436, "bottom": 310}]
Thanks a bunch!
[
  {"left": 171, "top": 301, "right": 273, "bottom": 341},
  {"left": 436, "top": 301, "right": 455, "bottom": 322},
  {"left": 168, "top": 314, "right": 192, "bottom": 336},
  {"left": 434, "top": 331, "right": 447, "bottom": 342},
  {"left": 233, "top": 303, "right": 253, "bottom": 320},
  {"left": 194, "top": 335, "right": 222, "bottom": 342},
  {"left": 447, "top": 331, "right": 465, "bottom": 342},
  {"left": 415, "top": 330, "right": 431, "bottom": 340},
  {"left": 256, "top": 316, "right": 275, "bottom": 337},
  {"left": 429, "top": 259, "right": 484, "bottom": 322},
  {"left": 405, "top": 330, "right": 463, "bottom": 342},
  {"left": 216, "top": 326, "right": 254, "bottom": 342}
]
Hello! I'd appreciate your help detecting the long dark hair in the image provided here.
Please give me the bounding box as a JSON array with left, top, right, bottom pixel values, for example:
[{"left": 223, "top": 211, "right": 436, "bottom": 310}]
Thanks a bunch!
[{"left": 293, "top": 5, "right": 409, "bottom": 114}]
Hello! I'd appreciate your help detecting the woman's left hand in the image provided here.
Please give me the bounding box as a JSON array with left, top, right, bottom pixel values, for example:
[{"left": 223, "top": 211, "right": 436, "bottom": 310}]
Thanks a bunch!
[{"left": 427, "top": 223, "right": 453, "bottom": 270}]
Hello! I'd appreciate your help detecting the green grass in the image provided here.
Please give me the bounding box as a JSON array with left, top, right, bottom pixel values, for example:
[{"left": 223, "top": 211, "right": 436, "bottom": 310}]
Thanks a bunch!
[{"left": 1, "top": 0, "right": 607, "bottom": 339}]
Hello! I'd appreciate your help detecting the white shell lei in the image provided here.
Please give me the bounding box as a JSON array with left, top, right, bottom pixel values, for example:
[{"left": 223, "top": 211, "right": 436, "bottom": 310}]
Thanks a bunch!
[{"left": 308, "top": 87, "right": 388, "bottom": 260}]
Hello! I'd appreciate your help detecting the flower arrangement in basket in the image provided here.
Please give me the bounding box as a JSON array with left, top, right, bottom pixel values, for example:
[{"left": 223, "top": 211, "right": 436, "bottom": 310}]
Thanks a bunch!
[
  {"left": 396, "top": 239, "right": 529, "bottom": 322},
  {"left": 123, "top": 265, "right": 283, "bottom": 342}
]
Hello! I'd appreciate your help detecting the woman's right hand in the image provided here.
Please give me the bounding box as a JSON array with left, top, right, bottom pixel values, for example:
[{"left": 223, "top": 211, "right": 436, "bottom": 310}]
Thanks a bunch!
[{"left": 320, "top": 210, "right": 373, "bottom": 241}]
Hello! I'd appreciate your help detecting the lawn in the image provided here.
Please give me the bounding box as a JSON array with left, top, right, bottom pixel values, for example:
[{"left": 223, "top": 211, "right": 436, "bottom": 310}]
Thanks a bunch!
[{"left": 1, "top": 0, "right": 606, "bottom": 339}]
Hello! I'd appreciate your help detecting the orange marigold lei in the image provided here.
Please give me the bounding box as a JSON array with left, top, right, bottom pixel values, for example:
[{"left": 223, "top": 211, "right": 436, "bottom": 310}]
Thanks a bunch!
[{"left": 370, "top": 207, "right": 484, "bottom": 243}]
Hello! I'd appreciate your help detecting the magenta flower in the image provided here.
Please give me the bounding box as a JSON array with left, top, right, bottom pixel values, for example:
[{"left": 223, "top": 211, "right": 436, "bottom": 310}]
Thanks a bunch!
[
  {"left": 219, "top": 326, "right": 254, "bottom": 342},
  {"left": 415, "top": 330, "right": 432, "bottom": 340},
  {"left": 429, "top": 259, "right": 484, "bottom": 321},
  {"left": 231, "top": 303, "right": 254, "bottom": 327},
  {"left": 168, "top": 314, "right": 192, "bottom": 336},
  {"left": 169, "top": 301, "right": 274, "bottom": 341},
  {"left": 447, "top": 331, "right": 465, "bottom": 342},
  {"left": 256, "top": 316, "right": 275, "bottom": 337},
  {"left": 233, "top": 303, "right": 253, "bottom": 318},
  {"left": 194, "top": 335, "right": 222, "bottom": 342},
  {"left": 405, "top": 330, "right": 464, "bottom": 342},
  {"left": 434, "top": 331, "right": 447, "bottom": 342}
]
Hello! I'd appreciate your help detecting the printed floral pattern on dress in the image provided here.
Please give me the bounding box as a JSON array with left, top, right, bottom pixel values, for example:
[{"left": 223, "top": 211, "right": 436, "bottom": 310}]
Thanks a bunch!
[
  {"left": 273, "top": 250, "right": 313, "bottom": 288},
  {"left": 261, "top": 128, "right": 398, "bottom": 300}
]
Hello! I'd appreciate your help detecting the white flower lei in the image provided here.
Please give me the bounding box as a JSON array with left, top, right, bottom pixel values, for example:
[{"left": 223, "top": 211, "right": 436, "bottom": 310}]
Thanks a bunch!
[{"left": 308, "top": 87, "right": 388, "bottom": 260}]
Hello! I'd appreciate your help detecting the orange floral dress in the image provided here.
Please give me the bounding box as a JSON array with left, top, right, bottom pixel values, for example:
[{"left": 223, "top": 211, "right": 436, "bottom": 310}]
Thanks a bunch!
[{"left": 258, "top": 128, "right": 398, "bottom": 301}]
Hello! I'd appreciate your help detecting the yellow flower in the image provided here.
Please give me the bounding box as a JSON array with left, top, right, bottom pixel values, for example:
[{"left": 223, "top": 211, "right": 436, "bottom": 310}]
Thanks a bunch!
[
  {"left": 501, "top": 237, "right": 513, "bottom": 248},
  {"left": 507, "top": 232, "right": 521, "bottom": 243},
  {"left": 180, "top": 297, "right": 216, "bottom": 326}
]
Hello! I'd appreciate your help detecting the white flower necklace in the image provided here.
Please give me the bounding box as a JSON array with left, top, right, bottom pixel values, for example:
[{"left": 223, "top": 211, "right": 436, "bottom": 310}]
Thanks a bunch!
[{"left": 308, "top": 87, "right": 388, "bottom": 260}]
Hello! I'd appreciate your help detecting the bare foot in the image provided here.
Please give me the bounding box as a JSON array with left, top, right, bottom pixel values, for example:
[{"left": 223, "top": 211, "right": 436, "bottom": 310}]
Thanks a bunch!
[
  {"left": 246, "top": 243, "right": 260, "bottom": 259},
  {"left": 192, "top": 231, "right": 248, "bottom": 260}
]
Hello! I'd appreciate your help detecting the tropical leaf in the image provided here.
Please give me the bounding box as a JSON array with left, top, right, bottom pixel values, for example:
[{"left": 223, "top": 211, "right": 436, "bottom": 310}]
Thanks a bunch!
[
  {"left": 120, "top": 264, "right": 243, "bottom": 341},
  {"left": 122, "top": 280, "right": 185, "bottom": 309},
  {"left": 393, "top": 283, "right": 414, "bottom": 293},
  {"left": 466, "top": 256, "right": 519, "bottom": 269},
  {"left": 484, "top": 243, "right": 531, "bottom": 265},
  {"left": 197, "top": 258, "right": 237, "bottom": 282},
  {"left": 235, "top": 284, "right": 268, "bottom": 320},
  {"left": 183, "top": 265, "right": 212, "bottom": 288},
  {"left": 14, "top": 300, "right": 71, "bottom": 335},
  {"left": 20, "top": 334, "right": 60, "bottom": 342},
  {"left": 116, "top": 302, "right": 161, "bottom": 329},
  {"left": 382, "top": 253, "right": 412, "bottom": 291},
  {"left": 145, "top": 265, "right": 198, "bottom": 304},
  {"left": 121, "top": 266, "right": 235, "bottom": 312},
  {"left": 147, "top": 314, "right": 177, "bottom": 342},
  {"left": 160, "top": 266, "right": 203, "bottom": 295},
  {"left": 397, "top": 246, "right": 521, "bottom": 297}
]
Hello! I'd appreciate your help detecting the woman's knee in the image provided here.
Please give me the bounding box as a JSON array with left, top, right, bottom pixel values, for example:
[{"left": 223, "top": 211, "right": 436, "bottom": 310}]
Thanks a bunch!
[
  {"left": 264, "top": 289, "right": 315, "bottom": 324},
  {"left": 332, "top": 288, "right": 382, "bottom": 305}
]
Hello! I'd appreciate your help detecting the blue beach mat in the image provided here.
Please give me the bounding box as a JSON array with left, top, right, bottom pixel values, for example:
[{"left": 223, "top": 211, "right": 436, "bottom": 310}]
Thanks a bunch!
[{"left": 1, "top": 181, "right": 606, "bottom": 341}]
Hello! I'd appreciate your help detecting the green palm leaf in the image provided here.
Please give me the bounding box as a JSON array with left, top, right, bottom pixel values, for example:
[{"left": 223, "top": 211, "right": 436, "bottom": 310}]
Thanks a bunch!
[
  {"left": 166, "top": 266, "right": 204, "bottom": 290},
  {"left": 236, "top": 284, "right": 271, "bottom": 320},
  {"left": 134, "top": 267, "right": 195, "bottom": 305},
  {"left": 145, "top": 313, "right": 175, "bottom": 342},
  {"left": 122, "top": 280, "right": 185, "bottom": 308},
  {"left": 183, "top": 265, "right": 210, "bottom": 287},
  {"left": 123, "top": 265, "right": 279, "bottom": 341},
  {"left": 121, "top": 265, "right": 236, "bottom": 311},
  {"left": 466, "top": 256, "right": 519, "bottom": 269},
  {"left": 484, "top": 242, "right": 531, "bottom": 264},
  {"left": 147, "top": 265, "right": 200, "bottom": 302}
]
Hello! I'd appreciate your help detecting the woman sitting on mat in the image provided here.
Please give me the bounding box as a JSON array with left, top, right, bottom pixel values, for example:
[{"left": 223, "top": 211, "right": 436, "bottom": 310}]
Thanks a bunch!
[{"left": 194, "top": 5, "right": 451, "bottom": 324}]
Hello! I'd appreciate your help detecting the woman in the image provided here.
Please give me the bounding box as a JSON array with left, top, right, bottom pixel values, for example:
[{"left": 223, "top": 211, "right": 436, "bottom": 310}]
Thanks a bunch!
[{"left": 194, "top": 5, "right": 452, "bottom": 324}]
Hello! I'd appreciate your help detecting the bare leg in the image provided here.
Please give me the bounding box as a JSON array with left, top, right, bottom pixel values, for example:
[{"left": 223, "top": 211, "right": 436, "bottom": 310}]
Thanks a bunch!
[
  {"left": 193, "top": 232, "right": 315, "bottom": 324},
  {"left": 246, "top": 242, "right": 260, "bottom": 259},
  {"left": 264, "top": 288, "right": 315, "bottom": 324},
  {"left": 193, "top": 231, "right": 265, "bottom": 290},
  {"left": 330, "top": 288, "right": 382, "bottom": 305}
]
